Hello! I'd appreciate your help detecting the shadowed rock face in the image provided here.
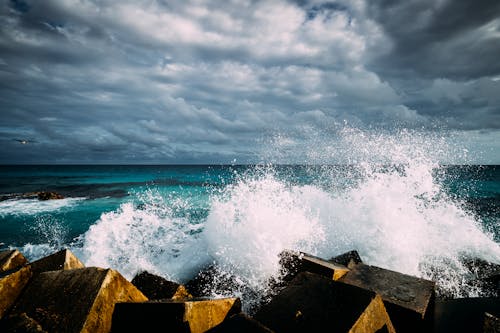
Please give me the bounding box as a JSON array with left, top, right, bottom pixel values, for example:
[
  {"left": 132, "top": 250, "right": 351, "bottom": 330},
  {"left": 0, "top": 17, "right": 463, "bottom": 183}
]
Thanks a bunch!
[
  {"left": 0, "top": 191, "right": 64, "bottom": 201},
  {"left": 8, "top": 267, "right": 147, "bottom": 333},
  {"left": 131, "top": 271, "right": 191, "bottom": 301},
  {"left": 0, "top": 249, "right": 28, "bottom": 273},
  {"left": 112, "top": 297, "right": 241, "bottom": 333},
  {"left": 254, "top": 271, "right": 395, "bottom": 333},
  {"left": 340, "top": 263, "right": 435, "bottom": 333}
]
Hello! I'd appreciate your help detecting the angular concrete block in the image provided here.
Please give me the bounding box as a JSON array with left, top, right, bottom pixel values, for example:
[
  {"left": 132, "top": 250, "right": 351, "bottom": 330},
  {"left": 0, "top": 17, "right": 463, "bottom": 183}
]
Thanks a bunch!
[
  {"left": 206, "top": 313, "right": 275, "bottom": 333},
  {"left": 29, "top": 248, "right": 85, "bottom": 273},
  {"left": 9, "top": 267, "right": 148, "bottom": 333},
  {"left": 0, "top": 266, "right": 33, "bottom": 318},
  {"left": 484, "top": 312, "right": 500, "bottom": 333},
  {"left": 433, "top": 297, "right": 500, "bottom": 333},
  {"left": 112, "top": 297, "right": 241, "bottom": 333},
  {"left": 340, "top": 263, "right": 435, "bottom": 333},
  {"left": 0, "top": 248, "right": 86, "bottom": 319},
  {"left": 0, "top": 249, "right": 28, "bottom": 273},
  {"left": 330, "top": 250, "right": 363, "bottom": 268},
  {"left": 279, "top": 250, "right": 350, "bottom": 282},
  {"left": 254, "top": 271, "right": 395, "bottom": 333},
  {"left": 0, "top": 312, "right": 47, "bottom": 332},
  {"left": 131, "top": 270, "right": 192, "bottom": 301}
]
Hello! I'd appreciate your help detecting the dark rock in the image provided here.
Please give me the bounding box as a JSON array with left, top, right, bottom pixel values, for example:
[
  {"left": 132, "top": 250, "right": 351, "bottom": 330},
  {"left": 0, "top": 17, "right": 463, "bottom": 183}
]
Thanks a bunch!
[
  {"left": 0, "top": 249, "right": 28, "bottom": 273},
  {"left": 112, "top": 297, "right": 241, "bottom": 333},
  {"left": 29, "top": 249, "right": 85, "bottom": 274},
  {"left": 254, "top": 271, "right": 395, "bottom": 333},
  {"left": 462, "top": 257, "right": 500, "bottom": 297},
  {"left": 206, "top": 312, "right": 275, "bottom": 333},
  {"left": 433, "top": 297, "right": 500, "bottom": 333},
  {"left": 36, "top": 192, "right": 64, "bottom": 200},
  {"left": 339, "top": 263, "right": 435, "bottom": 333},
  {"left": 8, "top": 267, "right": 147, "bottom": 333},
  {"left": 278, "top": 250, "right": 350, "bottom": 283},
  {"left": 131, "top": 271, "right": 191, "bottom": 300},
  {"left": 330, "top": 250, "right": 363, "bottom": 268},
  {"left": 484, "top": 312, "right": 500, "bottom": 333},
  {"left": 185, "top": 264, "right": 256, "bottom": 301},
  {"left": 0, "top": 312, "right": 47, "bottom": 333}
]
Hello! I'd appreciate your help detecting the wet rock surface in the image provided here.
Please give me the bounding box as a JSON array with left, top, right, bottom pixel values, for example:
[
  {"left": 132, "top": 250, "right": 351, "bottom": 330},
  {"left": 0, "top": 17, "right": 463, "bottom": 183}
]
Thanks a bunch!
[{"left": 0, "top": 247, "right": 499, "bottom": 332}]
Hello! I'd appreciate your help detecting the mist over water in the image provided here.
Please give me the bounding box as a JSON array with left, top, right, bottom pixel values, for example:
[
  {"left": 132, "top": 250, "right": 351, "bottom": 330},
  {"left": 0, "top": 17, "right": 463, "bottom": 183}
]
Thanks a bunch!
[{"left": 70, "top": 127, "right": 500, "bottom": 309}]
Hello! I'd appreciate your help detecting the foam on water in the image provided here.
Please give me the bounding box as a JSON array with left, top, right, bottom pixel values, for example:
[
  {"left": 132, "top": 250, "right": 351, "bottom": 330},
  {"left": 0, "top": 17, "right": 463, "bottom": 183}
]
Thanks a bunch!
[
  {"left": 0, "top": 197, "right": 83, "bottom": 217},
  {"left": 77, "top": 127, "right": 499, "bottom": 307}
]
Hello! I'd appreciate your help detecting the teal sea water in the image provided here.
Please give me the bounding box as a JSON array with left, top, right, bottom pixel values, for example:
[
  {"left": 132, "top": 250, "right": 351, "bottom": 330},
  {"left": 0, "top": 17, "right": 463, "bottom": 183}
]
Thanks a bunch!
[{"left": 1, "top": 129, "right": 499, "bottom": 308}]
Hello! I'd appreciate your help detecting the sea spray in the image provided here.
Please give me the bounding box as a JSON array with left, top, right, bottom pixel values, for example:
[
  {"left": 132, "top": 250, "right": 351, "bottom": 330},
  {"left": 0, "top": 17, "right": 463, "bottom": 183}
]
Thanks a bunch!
[
  {"left": 76, "top": 127, "right": 499, "bottom": 308},
  {"left": 80, "top": 189, "right": 207, "bottom": 282}
]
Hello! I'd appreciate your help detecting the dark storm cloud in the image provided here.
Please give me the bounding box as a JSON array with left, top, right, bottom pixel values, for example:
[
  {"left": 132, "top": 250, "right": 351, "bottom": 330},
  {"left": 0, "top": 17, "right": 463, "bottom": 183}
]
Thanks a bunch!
[
  {"left": 367, "top": 0, "right": 500, "bottom": 79},
  {"left": 0, "top": 0, "right": 499, "bottom": 164}
]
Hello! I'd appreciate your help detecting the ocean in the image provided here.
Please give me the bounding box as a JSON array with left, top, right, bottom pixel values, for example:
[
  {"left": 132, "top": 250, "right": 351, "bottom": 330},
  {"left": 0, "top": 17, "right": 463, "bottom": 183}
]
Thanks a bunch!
[{"left": 1, "top": 161, "right": 499, "bottom": 309}]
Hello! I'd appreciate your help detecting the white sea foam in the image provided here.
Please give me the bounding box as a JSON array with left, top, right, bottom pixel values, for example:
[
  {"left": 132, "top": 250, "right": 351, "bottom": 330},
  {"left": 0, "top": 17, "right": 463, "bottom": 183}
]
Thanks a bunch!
[
  {"left": 78, "top": 128, "right": 500, "bottom": 308},
  {"left": 0, "top": 197, "right": 83, "bottom": 217}
]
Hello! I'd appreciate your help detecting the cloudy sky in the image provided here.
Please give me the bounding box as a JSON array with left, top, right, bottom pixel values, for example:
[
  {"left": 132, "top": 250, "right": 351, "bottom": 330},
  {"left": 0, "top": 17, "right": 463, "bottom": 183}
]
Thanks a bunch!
[{"left": 0, "top": 0, "right": 499, "bottom": 164}]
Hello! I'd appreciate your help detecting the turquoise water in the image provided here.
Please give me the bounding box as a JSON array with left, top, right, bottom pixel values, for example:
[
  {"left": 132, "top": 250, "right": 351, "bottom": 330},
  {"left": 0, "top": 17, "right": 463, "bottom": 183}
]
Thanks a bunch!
[{"left": 0, "top": 163, "right": 499, "bottom": 307}]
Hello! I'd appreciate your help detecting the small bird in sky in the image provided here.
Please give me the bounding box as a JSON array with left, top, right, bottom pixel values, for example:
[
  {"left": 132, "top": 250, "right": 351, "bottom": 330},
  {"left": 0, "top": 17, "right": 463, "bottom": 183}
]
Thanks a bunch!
[{"left": 13, "top": 139, "right": 37, "bottom": 144}]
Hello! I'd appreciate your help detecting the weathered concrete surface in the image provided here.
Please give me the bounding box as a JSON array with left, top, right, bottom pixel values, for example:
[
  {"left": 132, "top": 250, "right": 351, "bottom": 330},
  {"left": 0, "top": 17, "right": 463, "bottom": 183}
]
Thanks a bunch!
[
  {"left": 8, "top": 267, "right": 147, "bottom": 333},
  {"left": 279, "top": 250, "right": 350, "bottom": 282},
  {"left": 0, "top": 266, "right": 33, "bottom": 319},
  {"left": 131, "top": 270, "right": 191, "bottom": 300},
  {"left": 112, "top": 297, "right": 241, "bottom": 333},
  {"left": 330, "top": 250, "right": 363, "bottom": 269},
  {"left": 340, "top": 263, "right": 435, "bottom": 333},
  {"left": 484, "top": 312, "right": 500, "bottom": 333},
  {"left": 30, "top": 248, "right": 85, "bottom": 273},
  {"left": 254, "top": 271, "right": 395, "bottom": 333},
  {"left": 0, "top": 312, "right": 47, "bottom": 332},
  {"left": 0, "top": 249, "right": 28, "bottom": 273},
  {"left": 433, "top": 297, "right": 500, "bottom": 333},
  {"left": 206, "top": 312, "right": 275, "bottom": 333},
  {"left": 0, "top": 248, "right": 86, "bottom": 319}
]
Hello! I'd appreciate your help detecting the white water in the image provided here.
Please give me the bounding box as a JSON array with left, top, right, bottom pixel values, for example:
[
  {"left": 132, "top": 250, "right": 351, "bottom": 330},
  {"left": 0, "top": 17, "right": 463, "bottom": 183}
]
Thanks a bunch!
[
  {"left": 69, "top": 128, "right": 500, "bottom": 308},
  {"left": 0, "top": 197, "right": 83, "bottom": 217}
]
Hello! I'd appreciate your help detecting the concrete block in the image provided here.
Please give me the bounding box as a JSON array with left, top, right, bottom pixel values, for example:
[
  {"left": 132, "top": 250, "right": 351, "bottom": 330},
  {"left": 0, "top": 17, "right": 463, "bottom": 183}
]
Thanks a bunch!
[
  {"left": 330, "top": 250, "right": 363, "bottom": 268},
  {"left": 0, "top": 312, "right": 47, "bottom": 332},
  {"left": 254, "top": 271, "right": 395, "bottom": 333},
  {"left": 29, "top": 248, "right": 85, "bottom": 273},
  {"left": 340, "top": 263, "right": 435, "bottom": 333},
  {"left": 8, "top": 267, "right": 148, "bottom": 333},
  {"left": 0, "top": 266, "right": 33, "bottom": 318},
  {"left": 112, "top": 297, "right": 241, "bottom": 333},
  {"left": 433, "top": 297, "right": 500, "bottom": 333},
  {"left": 279, "top": 250, "right": 350, "bottom": 282},
  {"left": 484, "top": 312, "right": 500, "bottom": 333},
  {"left": 0, "top": 248, "right": 86, "bottom": 319},
  {"left": 0, "top": 249, "right": 28, "bottom": 273},
  {"left": 131, "top": 270, "right": 191, "bottom": 301},
  {"left": 206, "top": 312, "right": 275, "bottom": 333}
]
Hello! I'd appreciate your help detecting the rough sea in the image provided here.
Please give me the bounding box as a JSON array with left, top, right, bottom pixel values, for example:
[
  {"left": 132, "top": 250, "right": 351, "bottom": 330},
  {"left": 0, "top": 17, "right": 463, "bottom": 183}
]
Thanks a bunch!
[{"left": 1, "top": 129, "right": 499, "bottom": 311}]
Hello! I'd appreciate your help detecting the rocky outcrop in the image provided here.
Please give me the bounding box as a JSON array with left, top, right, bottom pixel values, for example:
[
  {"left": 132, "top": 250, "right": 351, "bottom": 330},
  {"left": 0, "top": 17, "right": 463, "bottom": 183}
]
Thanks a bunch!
[{"left": 0, "top": 191, "right": 64, "bottom": 202}]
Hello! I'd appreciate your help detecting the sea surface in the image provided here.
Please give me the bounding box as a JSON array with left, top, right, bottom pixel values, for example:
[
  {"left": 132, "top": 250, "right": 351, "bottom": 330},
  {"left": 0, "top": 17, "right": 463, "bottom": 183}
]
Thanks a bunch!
[{"left": 1, "top": 161, "right": 499, "bottom": 309}]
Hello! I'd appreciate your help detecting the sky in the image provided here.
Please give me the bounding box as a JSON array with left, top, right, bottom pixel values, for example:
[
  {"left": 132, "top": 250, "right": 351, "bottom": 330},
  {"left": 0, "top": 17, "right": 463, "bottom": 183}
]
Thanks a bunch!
[{"left": 0, "top": 0, "right": 499, "bottom": 164}]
